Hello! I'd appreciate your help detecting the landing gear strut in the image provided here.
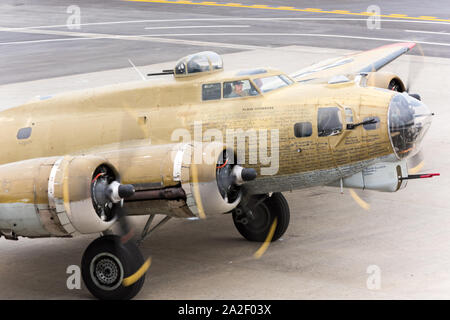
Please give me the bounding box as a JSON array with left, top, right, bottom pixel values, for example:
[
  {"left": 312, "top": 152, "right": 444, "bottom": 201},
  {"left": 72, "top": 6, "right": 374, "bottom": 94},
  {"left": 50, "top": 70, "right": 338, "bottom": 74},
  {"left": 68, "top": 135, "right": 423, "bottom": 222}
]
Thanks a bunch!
[{"left": 232, "top": 192, "right": 290, "bottom": 242}]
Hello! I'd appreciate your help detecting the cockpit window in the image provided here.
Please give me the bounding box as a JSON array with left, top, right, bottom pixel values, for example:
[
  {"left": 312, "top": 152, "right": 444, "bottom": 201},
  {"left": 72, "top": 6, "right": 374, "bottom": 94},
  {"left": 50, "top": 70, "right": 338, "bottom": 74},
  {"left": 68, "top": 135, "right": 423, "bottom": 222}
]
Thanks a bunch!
[
  {"left": 318, "top": 107, "right": 343, "bottom": 137},
  {"left": 202, "top": 83, "right": 221, "bottom": 101},
  {"left": 223, "top": 80, "right": 259, "bottom": 98},
  {"left": 253, "top": 75, "right": 292, "bottom": 93}
]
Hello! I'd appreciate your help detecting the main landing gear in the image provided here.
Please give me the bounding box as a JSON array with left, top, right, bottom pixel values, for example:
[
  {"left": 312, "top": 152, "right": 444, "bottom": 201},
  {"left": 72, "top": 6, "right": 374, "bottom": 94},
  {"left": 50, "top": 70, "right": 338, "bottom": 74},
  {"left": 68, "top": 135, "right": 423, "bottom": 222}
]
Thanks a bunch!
[
  {"left": 81, "top": 214, "right": 171, "bottom": 300},
  {"left": 81, "top": 235, "right": 145, "bottom": 300},
  {"left": 81, "top": 193, "right": 290, "bottom": 299},
  {"left": 232, "top": 192, "right": 290, "bottom": 242}
]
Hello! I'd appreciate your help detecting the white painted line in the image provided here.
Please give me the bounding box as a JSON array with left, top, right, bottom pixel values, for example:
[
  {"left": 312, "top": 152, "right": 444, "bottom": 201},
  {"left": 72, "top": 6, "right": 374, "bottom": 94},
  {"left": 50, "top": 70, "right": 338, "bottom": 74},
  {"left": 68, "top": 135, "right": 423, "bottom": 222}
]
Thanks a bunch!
[
  {"left": 144, "top": 24, "right": 250, "bottom": 30},
  {"left": 147, "top": 32, "right": 450, "bottom": 46},
  {"left": 0, "top": 32, "right": 449, "bottom": 47},
  {"left": 1, "top": 16, "right": 450, "bottom": 32},
  {"left": 405, "top": 29, "right": 450, "bottom": 35}
]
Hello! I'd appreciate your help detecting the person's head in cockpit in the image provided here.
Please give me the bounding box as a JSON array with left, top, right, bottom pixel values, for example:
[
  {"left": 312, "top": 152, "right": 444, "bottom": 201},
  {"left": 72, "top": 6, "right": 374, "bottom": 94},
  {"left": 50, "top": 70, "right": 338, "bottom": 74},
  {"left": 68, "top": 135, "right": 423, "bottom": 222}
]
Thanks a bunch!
[{"left": 233, "top": 80, "right": 245, "bottom": 97}]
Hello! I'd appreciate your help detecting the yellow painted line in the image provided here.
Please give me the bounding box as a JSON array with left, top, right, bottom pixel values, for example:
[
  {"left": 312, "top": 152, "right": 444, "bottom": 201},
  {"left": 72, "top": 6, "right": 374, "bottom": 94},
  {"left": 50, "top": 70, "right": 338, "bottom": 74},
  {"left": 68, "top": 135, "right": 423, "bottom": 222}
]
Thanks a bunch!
[
  {"left": 277, "top": 6, "right": 295, "bottom": 10},
  {"left": 124, "top": 0, "right": 450, "bottom": 22},
  {"left": 409, "top": 160, "right": 425, "bottom": 174},
  {"left": 389, "top": 14, "right": 408, "bottom": 17},
  {"left": 253, "top": 217, "right": 277, "bottom": 259},
  {"left": 332, "top": 10, "right": 350, "bottom": 14},
  {"left": 349, "top": 189, "right": 370, "bottom": 211},
  {"left": 123, "top": 257, "right": 151, "bottom": 287},
  {"left": 418, "top": 16, "right": 438, "bottom": 19},
  {"left": 191, "top": 163, "right": 207, "bottom": 219},
  {"left": 250, "top": 5, "right": 270, "bottom": 8}
]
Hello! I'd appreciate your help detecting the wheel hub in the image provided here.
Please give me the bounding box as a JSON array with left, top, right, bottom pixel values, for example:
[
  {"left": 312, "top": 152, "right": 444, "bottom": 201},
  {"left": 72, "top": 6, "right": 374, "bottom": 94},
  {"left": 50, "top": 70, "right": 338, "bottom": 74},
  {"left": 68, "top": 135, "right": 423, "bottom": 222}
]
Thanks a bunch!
[
  {"left": 90, "top": 253, "right": 124, "bottom": 291},
  {"left": 236, "top": 203, "right": 271, "bottom": 233}
]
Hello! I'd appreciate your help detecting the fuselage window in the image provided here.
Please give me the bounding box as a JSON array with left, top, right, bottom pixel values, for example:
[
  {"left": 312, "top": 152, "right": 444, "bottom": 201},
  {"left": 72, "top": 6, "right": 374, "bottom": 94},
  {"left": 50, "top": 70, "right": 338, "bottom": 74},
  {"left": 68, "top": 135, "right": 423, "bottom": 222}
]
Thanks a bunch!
[
  {"left": 223, "top": 80, "right": 259, "bottom": 98},
  {"left": 318, "top": 107, "right": 343, "bottom": 137},
  {"left": 17, "top": 127, "right": 32, "bottom": 140},
  {"left": 363, "top": 116, "right": 380, "bottom": 130},
  {"left": 345, "top": 107, "right": 354, "bottom": 124},
  {"left": 202, "top": 83, "right": 221, "bottom": 101},
  {"left": 294, "top": 122, "right": 312, "bottom": 138}
]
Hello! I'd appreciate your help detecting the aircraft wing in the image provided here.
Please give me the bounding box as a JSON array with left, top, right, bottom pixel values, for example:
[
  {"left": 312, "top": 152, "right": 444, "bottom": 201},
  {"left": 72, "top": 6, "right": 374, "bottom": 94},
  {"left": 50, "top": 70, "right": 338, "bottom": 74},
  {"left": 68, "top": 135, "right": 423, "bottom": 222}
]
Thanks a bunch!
[{"left": 290, "top": 42, "right": 416, "bottom": 82}]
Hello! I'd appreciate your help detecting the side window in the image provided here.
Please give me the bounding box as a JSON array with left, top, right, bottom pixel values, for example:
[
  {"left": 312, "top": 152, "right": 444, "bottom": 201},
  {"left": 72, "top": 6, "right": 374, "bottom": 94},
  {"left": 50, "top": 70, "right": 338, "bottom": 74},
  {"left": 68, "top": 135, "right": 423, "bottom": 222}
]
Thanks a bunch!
[
  {"left": 345, "top": 107, "right": 354, "bottom": 124},
  {"left": 294, "top": 122, "right": 312, "bottom": 138},
  {"left": 317, "top": 107, "right": 342, "bottom": 137},
  {"left": 202, "top": 83, "right": 221, "bottom": 101},
  {"left": 223, "top": 80, "right": 259, "bottom": 98},
  {"left": 363, "top": 116, "right": 380, "bottom": 130},
  {"left": 17, "top": 127, "right": 32, "bottom": 140}
]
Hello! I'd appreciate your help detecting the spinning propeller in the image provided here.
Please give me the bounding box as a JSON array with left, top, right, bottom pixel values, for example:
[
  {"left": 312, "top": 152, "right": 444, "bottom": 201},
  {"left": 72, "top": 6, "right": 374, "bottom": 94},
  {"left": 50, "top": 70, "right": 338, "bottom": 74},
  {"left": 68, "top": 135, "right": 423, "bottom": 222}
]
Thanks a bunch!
[{"left": 349, "top": 43, "right": 438, "bottom": 210}]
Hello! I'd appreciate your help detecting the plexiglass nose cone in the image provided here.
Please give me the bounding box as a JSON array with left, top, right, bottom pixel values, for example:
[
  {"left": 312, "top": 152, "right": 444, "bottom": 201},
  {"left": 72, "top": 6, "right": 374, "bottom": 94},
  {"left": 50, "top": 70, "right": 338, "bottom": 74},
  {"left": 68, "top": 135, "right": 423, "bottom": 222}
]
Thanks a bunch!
[{"left": 388, "top": 92, "right": 432, "bottom": 159}]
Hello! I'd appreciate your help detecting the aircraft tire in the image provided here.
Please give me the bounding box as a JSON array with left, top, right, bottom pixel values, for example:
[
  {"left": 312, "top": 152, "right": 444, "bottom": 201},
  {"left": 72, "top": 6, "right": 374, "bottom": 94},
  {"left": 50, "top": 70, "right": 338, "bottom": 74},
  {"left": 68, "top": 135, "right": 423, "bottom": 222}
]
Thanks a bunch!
[
  {"left": 81, "top": 235, "right": 145, "bottom": 300},
  {"left": 232, "top": 192, "right": 290, "bottom": 242}
]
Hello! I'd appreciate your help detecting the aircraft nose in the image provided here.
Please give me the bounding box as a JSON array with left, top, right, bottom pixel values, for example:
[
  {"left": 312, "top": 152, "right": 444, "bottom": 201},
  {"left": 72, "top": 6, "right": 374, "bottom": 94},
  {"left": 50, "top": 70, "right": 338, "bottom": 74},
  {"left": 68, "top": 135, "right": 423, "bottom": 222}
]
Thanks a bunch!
[{"left": 388, "top": 92, "right": 433, "bottom": 159}]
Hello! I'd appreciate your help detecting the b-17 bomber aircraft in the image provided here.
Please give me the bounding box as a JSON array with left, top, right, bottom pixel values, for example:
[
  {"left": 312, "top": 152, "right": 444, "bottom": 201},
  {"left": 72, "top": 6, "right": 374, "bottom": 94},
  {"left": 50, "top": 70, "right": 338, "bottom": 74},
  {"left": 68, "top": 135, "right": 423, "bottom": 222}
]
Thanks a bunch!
[{"left": 0, "top": 42, "right": 437, "bottom": 300}]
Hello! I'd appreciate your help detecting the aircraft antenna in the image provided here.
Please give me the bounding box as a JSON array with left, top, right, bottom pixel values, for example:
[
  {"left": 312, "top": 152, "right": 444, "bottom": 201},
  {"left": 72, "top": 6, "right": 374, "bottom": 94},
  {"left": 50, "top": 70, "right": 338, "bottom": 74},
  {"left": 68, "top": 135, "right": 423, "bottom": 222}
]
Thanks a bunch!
[{"left": 128, "top": 58, "right": 147, "bottom": 81}]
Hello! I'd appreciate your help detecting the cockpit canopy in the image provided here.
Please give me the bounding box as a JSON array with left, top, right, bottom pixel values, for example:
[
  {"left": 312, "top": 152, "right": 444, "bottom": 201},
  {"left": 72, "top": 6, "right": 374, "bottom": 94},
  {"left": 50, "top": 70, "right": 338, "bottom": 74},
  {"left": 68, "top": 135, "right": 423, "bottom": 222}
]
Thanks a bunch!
[{"left": 174, "top": 51, "right": 223, "bottom": 77}]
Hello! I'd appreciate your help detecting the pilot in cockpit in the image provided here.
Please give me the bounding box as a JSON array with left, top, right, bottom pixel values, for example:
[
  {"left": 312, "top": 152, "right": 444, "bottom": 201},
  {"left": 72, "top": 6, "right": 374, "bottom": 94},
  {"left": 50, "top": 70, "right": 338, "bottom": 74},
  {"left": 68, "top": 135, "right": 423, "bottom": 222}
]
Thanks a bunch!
[{"left": 230, "top": 80, "right": 248, "bottom": 97}]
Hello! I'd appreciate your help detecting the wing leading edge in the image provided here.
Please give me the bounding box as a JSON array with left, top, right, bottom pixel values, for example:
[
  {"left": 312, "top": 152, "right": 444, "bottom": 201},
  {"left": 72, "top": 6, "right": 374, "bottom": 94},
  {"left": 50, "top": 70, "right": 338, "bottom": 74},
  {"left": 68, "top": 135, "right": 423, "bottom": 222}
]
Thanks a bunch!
[{"left": 291, "top": 42, "right": 416, "bottom": 82}]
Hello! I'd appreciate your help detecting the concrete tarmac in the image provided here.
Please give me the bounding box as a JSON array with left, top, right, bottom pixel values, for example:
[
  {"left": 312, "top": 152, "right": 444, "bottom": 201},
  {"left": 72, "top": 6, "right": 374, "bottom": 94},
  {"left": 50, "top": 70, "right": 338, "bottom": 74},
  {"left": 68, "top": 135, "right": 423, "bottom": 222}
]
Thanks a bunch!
[
  {"left": 0, "top": 44, "right": 449, "bottom": 299},
  {"left": 0, "top": 0, "right": 449, "bottom": 84}
]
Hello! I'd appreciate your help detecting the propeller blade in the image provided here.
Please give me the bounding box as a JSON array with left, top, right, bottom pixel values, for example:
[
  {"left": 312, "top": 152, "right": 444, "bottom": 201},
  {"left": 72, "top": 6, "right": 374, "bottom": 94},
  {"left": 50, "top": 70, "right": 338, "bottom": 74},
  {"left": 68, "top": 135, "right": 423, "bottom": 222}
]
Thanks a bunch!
[
  {"left": 112, "top": 203, "right": 135, "bottom": 244},
  {"left": 408, "top": 150, "right": 425, "bottom": 174},
  {"left": 405, "top": 43, "right": 425, "bottom": 93}
]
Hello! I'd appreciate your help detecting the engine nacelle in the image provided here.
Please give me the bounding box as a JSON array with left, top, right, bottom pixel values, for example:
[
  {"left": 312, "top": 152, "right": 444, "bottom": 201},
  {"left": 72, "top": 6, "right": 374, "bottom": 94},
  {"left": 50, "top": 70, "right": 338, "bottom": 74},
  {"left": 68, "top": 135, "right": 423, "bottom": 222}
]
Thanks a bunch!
[
  {"left": 0, "top": 143, "right": 248, "bottom": 239},
  {"left": 119, "top": 142, "right": 244, "bottom": 218},
  {"left": 0, "top": 156, "right": 119, "bottom": 238},
  {"left": 365, "top": 72, "right": 406, "bottom": 92},
  {"left": 47, "top": 156, "right": 119, "bottom": 235},
  {"left": 175, "top": 142, "right": 242, "bottom": 216}
]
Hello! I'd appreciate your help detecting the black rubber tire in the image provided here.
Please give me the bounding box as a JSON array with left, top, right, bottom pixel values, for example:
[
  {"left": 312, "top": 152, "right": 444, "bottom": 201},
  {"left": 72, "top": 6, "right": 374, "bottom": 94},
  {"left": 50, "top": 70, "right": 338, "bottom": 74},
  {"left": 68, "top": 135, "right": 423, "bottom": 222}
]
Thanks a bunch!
[
  {"left": 232, "top": 192, "right": 290, "bottom": 242},
  {"left": 81, "top": 235, "right": 145, "bottom": 300}
]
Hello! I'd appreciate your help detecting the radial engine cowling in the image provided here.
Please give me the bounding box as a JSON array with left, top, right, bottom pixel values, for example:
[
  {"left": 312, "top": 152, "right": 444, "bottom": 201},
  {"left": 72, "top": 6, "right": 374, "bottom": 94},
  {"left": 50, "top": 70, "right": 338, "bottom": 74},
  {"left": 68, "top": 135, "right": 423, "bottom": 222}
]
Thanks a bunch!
[
  {"left": 47, "top": 156, "right": 121, "bottom": 235},
  {"left": 0, "top": 156, "right": 122, "bottom": 238},
  {"left": 365, "top": 72, "right": 406, "bottom": 92},
  {"left": 169, "top": 142, "right": 251, "bottom": 217}
]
